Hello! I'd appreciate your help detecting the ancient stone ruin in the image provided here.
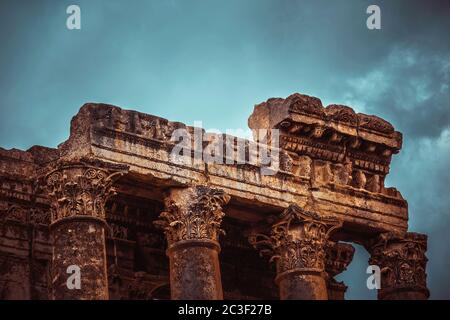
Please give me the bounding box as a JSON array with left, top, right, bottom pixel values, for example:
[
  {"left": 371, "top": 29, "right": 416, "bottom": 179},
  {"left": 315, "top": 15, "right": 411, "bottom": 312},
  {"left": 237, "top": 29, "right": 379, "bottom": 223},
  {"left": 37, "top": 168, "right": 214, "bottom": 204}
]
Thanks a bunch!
[{"left": 0, "top": 93, "right": 429, "bottom": 299}]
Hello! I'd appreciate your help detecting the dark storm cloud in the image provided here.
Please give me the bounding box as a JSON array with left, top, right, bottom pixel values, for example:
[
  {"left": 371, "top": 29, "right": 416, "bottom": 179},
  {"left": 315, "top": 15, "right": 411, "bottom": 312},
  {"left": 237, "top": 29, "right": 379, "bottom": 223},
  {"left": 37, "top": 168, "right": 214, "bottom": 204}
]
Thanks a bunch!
[
  {"left": 0, "top": 0, "right": 449, "bottom": 299},
  {"left": 336, "top": 45, "right": 450, "bottom": 298},
  {"left": 342, "top": 46, "right": 450, "bottom": 139},
  {"left": 328, "top": 1, "right": 450, "bottom": 299}
]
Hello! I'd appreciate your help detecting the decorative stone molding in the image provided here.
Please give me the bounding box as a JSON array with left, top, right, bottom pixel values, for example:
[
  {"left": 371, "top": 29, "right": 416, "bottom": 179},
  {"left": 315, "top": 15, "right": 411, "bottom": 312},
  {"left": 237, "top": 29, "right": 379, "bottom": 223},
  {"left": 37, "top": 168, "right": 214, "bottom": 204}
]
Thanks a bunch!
[
  {"left": 108, "top": 264, "right": 169, "bottom": 300},
  {"left": 248, "top": 93, "right": 403, "bottom": 195},
  {"left": 154, "top": 185, "right": 230, "bottom": 300},
  {"left": 44, "top": 160, "right": 128, "bottom": 224},
  {"left": 0, "top": 93, "right": 426, "bottom": 300},
  {"left": 367, "top": 232, "right": 429, "bottom": 299},
  {"left": 325, "top": 242, "right": 355, "bottom": 300},
  {"left": 325, "top": 242, "right": 355, "bottom": 279},
  {"left": 249, "top": 204, "right": 342, "bottom": 299},
  {"left": 40, "top": 159, "right": 128, "bottom": 300},
  {"left": 155, "top": 185, "right": 230, "bottom": 246},
  {"left": 250, "top": 204, "right": 342, "bottom": 277}
]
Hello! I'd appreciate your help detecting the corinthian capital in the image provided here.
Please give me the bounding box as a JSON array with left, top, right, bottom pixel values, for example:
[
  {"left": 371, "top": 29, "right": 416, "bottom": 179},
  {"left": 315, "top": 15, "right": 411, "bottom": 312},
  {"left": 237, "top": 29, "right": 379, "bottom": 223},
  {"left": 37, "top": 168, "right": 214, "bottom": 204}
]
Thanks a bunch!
[
  {"left": 367, "top": 232, "right": 429, "bottom": 299},
  {"left": 44, "top": 160, "right": 127, "bottom": 223},
  {"left": 250, "top": 204, "right": 342, "bottom": 275},
  {"left": 155, "top": 185, "right": 230, "bottom": 246}
]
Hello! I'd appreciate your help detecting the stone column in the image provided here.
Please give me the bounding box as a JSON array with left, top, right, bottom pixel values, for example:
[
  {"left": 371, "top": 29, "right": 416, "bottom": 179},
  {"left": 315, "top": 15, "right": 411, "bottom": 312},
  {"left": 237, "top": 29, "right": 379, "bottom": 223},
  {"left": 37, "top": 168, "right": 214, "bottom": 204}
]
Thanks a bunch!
[
  {"left": 325, "top": 242, "right": 355, "bottom": 300},
  {"left": 155, "top": 185, "right": 230, "bottom": 300},
  {"left": 250, "top": 204, "right": 342, "bottom": 300},
  {"left": 367, "top": 232, "right": 429, "bottom": 300},
  {"left": 44, "top": 161, "right": 126, "bottom": 300}
]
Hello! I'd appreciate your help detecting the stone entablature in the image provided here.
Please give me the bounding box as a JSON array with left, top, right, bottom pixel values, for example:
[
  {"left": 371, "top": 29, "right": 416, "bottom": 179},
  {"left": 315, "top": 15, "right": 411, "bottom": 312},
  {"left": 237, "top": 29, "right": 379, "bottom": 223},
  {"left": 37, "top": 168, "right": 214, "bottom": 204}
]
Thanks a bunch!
[
  {"left": 50, "top": 99, "right": 408, "bottom": 235},
  {"left": 248, "top": 93, "right": 402, "bottom": 195},
  {"left": 0, "top": 93, "right": 428, "bottom": 300}
]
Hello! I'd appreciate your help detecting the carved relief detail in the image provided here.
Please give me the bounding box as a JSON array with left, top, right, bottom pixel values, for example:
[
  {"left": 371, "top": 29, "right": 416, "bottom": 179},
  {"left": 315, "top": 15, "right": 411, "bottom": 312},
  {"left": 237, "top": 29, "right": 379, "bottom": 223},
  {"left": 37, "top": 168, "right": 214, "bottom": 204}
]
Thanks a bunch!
[
  {"left": 91, "top": 105, "right": 181, "bottom": 143},
  {"left": 288, "top": 93, "right": 325, "bottom": 118},
  {"left": 44, "top": 163, "right": 126, "bottom": 223},
  {"left": 358, "top": 114, "right": 394, "bottom": 134},
  {"left": 325, "top": 242, "right": 355, "bottom": 279},
  {"left": 368, "top": 232, "right": 429, "bottom": 297},
  {"left": 155, "top": 186, "right": 230, "bottom": 245},
  {"left": 30, "top": 208, "right": 50, "bottom": 225},
  {"left": 110, "top": 223, "right": 128, "bottom": 240},
  {"left": 249, "top": 204, "right": 342, "bottom": 274},
  {"left": 0, "top": 204, "right": 28, "bottom": 222},
  {"left": 325, "top": 104, "right": 358, "bottom": 126}
]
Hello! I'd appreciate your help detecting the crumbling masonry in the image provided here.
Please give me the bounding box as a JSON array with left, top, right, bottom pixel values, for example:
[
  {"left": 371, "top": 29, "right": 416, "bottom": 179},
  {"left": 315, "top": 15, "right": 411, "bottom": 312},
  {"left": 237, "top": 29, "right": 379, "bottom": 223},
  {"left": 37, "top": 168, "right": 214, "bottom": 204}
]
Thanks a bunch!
[{"left": 0, "top": 93, "right": 429, "bottom": 299}]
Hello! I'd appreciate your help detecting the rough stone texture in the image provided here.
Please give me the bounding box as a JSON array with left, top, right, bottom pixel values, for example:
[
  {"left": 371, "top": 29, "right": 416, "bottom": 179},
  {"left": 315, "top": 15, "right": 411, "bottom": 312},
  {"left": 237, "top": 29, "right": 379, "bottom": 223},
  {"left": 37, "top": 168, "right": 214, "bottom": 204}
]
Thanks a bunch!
[
  {"left": 367, "top": 232, "right": 429, "bottom": 300},
  {"left": 168, "top": 242, "right": 223, "bottom": 300},
  {"left": 278, "top": 273, "right": 328, "bottom": 300},
  {"left": 0, "top": 93, "right": 429, "bottom": 299},
  {"left": 249, "top": 204, "right": 342, "bottom": 300},
  {"left": 325, "top": 242, "right": 355, "bottom": 300},
  {"left": 155, "top": 185, "right": 230, "bottom": 300},
  {"left": 42, "top": 162, "right": 127, "bottom": 300},
  {"left": 51, "top": 219, "right": 108, "bottom": 299}
]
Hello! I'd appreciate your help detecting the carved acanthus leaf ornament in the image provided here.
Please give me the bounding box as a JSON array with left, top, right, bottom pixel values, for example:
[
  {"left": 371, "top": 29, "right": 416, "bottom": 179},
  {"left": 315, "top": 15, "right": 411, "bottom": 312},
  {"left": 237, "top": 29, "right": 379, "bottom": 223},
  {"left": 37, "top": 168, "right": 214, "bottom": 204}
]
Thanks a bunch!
[
  {"left": 249, "top": 204, "right": 342, "bottom": 275},
  {"left": 45, "top": 164, "right": 126, "bottom": 223},
  {"left": 368, "top": 232, "right": 429, "bottom": 297},
  {"left": 155, "top": 186, "right": 230, "bottom": 245}
]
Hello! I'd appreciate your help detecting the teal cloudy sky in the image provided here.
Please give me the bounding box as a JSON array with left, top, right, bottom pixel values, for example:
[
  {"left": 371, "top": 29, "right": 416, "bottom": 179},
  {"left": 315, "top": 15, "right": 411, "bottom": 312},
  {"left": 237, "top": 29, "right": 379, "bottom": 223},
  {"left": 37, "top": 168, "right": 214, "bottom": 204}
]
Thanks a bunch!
[{"left": 1, "top": 0, "right": 449, "bottom": 299}]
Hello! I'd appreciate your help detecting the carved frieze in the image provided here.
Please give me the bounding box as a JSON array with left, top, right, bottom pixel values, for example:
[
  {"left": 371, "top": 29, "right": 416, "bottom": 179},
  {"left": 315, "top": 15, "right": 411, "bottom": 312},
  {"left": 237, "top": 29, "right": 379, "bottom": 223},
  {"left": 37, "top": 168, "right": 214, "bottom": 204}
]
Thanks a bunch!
[
  {"left": 89, "top": 103, "right": 182, "bottom": 145},
  {"left": 358, "top": 114, "right": 394, "bottom": 134},
  {"left": 289, "top": 94, "right": 325, "bottom": 118},
  {"left": 0, "top": 204, "right": 28, "bottom": 222},
  {"left": 248, "top": 93, "right": 403, "bottom": 193},
  {"left": 325, "top": 104, "right": 358, "bottom": 126}
]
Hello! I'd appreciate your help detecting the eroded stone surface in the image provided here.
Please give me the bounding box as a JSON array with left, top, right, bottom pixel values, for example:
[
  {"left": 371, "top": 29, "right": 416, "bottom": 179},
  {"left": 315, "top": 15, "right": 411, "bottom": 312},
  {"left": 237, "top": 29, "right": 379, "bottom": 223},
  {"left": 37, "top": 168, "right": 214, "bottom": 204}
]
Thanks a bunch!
[{"left": 0, "top": 93, "right": 428, "bottom": 299}]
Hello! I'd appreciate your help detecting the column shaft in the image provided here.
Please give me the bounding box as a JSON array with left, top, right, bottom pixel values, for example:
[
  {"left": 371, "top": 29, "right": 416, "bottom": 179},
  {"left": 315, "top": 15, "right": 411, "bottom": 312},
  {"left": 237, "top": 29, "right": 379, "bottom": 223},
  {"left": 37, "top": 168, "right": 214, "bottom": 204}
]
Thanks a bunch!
[
  {"left": 51, "top": 217, "right": 109, "bottom": 299},
  {"left": 168, "top": 240, "right": 223, "bottom": 299},
  {"left": 45, "top": 163, "right": 126, "bottom": 299},
  {"left": 277, "top": 272, "right": 328, "bottom": 300}
]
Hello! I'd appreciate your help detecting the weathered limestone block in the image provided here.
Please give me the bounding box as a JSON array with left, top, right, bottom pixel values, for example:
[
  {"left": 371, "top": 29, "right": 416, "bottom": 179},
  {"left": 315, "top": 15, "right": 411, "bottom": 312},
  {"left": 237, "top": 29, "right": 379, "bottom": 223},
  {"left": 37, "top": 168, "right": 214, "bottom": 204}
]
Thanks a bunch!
[
  {"left": 155, "top": 185, "right": 230, "bottom": 300},
  {"left": 367, "top": 232, "right": 429, "bottom": 300},
  {"left": 250, "top": 204, "right": 342, "bottom": 300},
  {"left": 248, "top": 93, "right": 402, "bottom": 195},
  {"left": 43, "top": 160, "right": 127, "bottom": 299},
  {"left": 0, "top": 92, "right": 428, "bottom": 299},
  {"left": 52, "top": 99, "right": 408, "bottom": 234}
]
